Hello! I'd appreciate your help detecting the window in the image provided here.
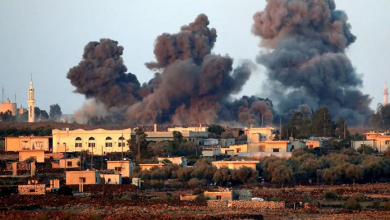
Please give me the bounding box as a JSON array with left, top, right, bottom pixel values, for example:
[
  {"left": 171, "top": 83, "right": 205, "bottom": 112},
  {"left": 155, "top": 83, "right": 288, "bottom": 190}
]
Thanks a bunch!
[
  {"left": 75, "top": 137, "right": 82, "bottom": 147},
  {"left": 88, "top": 137, "right": 95, "bottom": 148},
  {"left": 67, "top": 161, "right": 72, "bottom": 167},
  {"left": 386, "top": 141, "right": 390, "bottom": 145},
  {"left": 79, "top": 177, "right": 86, "bottom": 183},
  {"left": 216, "top": 196, "right": 222, "bottom": 200},
  {"left": 107, "top": 178, "right": 111, "bottom": 182},
  {"left": 115, "top": 167, "right": 122, "bottom": 172},
  {"left": 29, "top": 189, "right": 35, "bottom": 193},
  {"left": 106, "top": 142, "right": 112, "bottom": 147},
  {"left": 118, "top": 137, "right": 125, "bottom": 147},
  {"left": 237, "top": 148, "right": 241, "bottom": 153},
  {"left": 273, "top": 148, "right": 280, "bottom": 152}
]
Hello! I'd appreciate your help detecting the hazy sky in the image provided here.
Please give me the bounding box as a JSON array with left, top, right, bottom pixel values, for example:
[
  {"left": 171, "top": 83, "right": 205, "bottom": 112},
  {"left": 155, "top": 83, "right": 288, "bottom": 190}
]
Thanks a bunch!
[{"left": 0, "top": 0, "right": 389, "bottom": 114}]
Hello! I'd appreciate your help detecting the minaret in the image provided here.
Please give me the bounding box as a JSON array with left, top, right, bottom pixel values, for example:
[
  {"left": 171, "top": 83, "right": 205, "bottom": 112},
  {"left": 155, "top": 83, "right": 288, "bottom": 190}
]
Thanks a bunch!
[
  {"left": 28, "top": 74, "right": 35, "bottom": 122},
  {"left": 385, "top": 82, "right": 388, "bottom": 106}
]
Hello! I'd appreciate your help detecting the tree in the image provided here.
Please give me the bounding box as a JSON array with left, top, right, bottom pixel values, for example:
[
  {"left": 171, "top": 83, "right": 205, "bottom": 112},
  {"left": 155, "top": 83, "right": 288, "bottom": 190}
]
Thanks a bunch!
[
  {"left": 0, "top": 110, "right": 15, "bottom": 122},
  {"left": 335, "top": 117, "right": 350, "bottom": 139},
  {"left": 40, "top": 110, "right": 49, "bottom": 120},
  {"left": 269, "top": 165, "right": 293, "bottom": 186},
  {"left": 128, "top": 128, "right": 148, "bottom": 161},
  {"left": 208, "top": 124, "right": 225, "bottom": 136},
  {"left": 238, "top": 134, "right": 247, "bottom": 141},
  {"left": 233, "top": 166, "right": 256, "bottom": 186},
  {"left": 221, "top": 132, "right": 234, "bottom": 139},
  {"left": 49, "top": 104, "right": 62, "bottom": 121},
  {"left": 323, "top": 167, "right": 340, "bottom": 185},
  {"left": 213, "top": 168, "right": 232, "bottom": 186},
  {"left": 311, "top": 107, "right": 334, "bottom": 137},
  {"left": 188, "top": 178, "right": 200, "bottom": 188},
  {"left": 345, "top": 164, "right": 362, "bottom": 184}
]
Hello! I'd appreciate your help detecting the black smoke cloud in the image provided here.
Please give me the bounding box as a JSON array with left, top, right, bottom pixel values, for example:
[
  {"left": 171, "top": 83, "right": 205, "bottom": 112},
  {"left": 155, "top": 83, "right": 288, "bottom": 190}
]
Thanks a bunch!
[
  {"left": 68, "top": 14, "right": 273, "bottom": 126},
  {"left": 252, "top": 0, "right": 372, "bottom": 124}
]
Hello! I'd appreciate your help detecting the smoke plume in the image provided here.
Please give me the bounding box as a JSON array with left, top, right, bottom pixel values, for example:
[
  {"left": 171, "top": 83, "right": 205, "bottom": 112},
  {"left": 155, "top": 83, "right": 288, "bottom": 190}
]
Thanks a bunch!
[
  {"left": 68, "top": 14, "right": 272, "bottom": 126},
  {"left": 252, "top": 0, "right": 372, "bottom": 124}
]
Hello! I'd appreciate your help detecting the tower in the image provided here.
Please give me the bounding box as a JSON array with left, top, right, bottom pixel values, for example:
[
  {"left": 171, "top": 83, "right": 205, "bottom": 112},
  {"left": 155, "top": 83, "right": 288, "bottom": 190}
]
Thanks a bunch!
[
  {"left": 28, "top": 75, "right": 35, "bottom": 122},
  {"left": 385, "top": 82, "right": 388, "bottom": 106}
]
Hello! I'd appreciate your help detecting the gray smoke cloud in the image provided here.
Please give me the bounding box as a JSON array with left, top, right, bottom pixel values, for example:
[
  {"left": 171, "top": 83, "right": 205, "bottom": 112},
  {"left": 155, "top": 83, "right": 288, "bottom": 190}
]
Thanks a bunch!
[
  {"left": 252, "top": 0, "right": 373, "bottom": 124},
  {"left": 68, "top": 14, "right": 272, "bottom": 126}
]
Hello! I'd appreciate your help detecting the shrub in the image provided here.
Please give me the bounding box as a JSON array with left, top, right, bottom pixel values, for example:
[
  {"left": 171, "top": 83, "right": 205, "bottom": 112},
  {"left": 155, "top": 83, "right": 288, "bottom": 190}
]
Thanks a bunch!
[
  {"left": 322, "top": 190, "right": 338, "bottom": 199},
  {"left": 57, "top": 186, "right": 73, "bottom": 196},
  {"left": 372, "top": 200, "right": 381, "bottom": 209},
  {"left": 151, "top": 180, "right": 164, "bottom": 189},
  {"left": 167, "top": 179, "right": 182, "bottom": 188},
  {"left": 350, "top": 193, "right": 365, "bottom": 202},
  {"left": 344, "top": 197, "right": 361, "bottom": 210},
  {"left": 193, "top": 188, "right": 203, "bottom": 195},
  {"left": 195, "top": 194, "right": 209, "bottom": 201},
  {"left": 188, "top": 178, "right": 200, "bottom": 188},
  {"left": 384, "top": 201, "right": 390, "bottom": 211}
]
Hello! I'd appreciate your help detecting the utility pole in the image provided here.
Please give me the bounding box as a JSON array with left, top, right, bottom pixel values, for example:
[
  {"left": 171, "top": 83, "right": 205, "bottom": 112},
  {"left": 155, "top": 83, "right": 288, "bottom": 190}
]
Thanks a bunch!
[
  {"left": 262, "top": 114, "right": 264, "bottom": 127},
  {"left": 101, "top": 146, "right": 103, "bottom": 170},
  {"left": 91, "top": 146, "right": 94, "bottom": 170},
  {"left": 121, "top": 133, "right": 124, "bottom": 161},
  {"left": 344, "top": 122, "right": 346, "bottom": 139},
  {"left": 279, "top": 118, "right": 282, "bottom": 140},
  {"left": 323, "top": 112, "right": 326, "bottom": 137},
  {"left": 137, "top": 129, "right": 141, "bottom": 161}
]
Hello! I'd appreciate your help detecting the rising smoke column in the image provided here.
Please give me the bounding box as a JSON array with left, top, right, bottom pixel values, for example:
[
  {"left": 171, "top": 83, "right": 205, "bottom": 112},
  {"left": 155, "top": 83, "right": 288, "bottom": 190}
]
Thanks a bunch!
[
  {"left": 68, "top": 14, "right": 273, "bottom": 126},
  {"left": 67, "top": 39, "right": 142, "bottom": 109},
  {"left": 252, "top": 0, "right": 372, "bottom": 124},
  {"left": 126, "top": 14, "right": 266, "bottom": 125}
]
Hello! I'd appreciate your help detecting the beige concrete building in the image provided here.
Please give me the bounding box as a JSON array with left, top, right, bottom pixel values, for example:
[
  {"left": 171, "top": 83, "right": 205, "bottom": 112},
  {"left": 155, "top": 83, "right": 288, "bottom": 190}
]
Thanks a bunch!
[
  {"left": 364, "top": 131, "right": 390, "bottom": 152},
  {"left": 107, "top": 161, "right": 135, "bottom": 177},
  {"left": 0, "top": 99, "right": 17, "bottom": 116},
  {"left": 100, "top": 173, "right": 122, "bottom": 184},
  {"left": 212, "top": 161, "right": 258, "bottom": 170},
  {"left": 19, "top": 150, "right": 45, "bottom": 163},
  {"left": 139, "top": 163, "right": 164, "bottom": 170},
  {"left": 204, "top": 191, "right": 232, "bottom": 201},
  {"left": 52, "top": 128, "right": 134, "bottom": 155},
  {"left": 66, "top": 170, "right": 101, "bottom": 185},
  {"left": 5, "top": 136, "right": 52, "bottom": 152},
  {"left": 180, "top": 195, "right": 198, "bottom": 201},
  {"left": 246, "top": 126, "right": 289, "bottom": 153},
  {"left": 202, "top": 147, "right": 221, "bottom": 157},
  {"left": 167, "top": 126, "right": 208, "bottom": 132},
  {"left": 220, "top": 144, "right": 247, "bottom": 156},
  {"left": 52, "top": 157, "right": 80, "bottom": 169}
]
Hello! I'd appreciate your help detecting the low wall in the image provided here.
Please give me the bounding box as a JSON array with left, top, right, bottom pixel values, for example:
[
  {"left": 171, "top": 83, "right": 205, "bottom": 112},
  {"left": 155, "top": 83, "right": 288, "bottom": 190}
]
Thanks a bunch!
[
  {"left": 207, "top": 200, "right": 285, "bottom": 210},
  {"left": 18, "top": 184, "right": 46, "bottom": 195}
]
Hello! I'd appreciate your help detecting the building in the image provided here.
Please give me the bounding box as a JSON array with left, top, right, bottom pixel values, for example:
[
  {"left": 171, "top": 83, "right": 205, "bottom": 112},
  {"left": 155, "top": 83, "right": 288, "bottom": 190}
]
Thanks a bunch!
[
  {"left": 220, "top": 144, "right": 247, "bottom": 156},
  {"left": 212, "top": 161, "right": 258, "bottom": 170},
  {"left": 100, "top": 173, "right": 122, "bottom": 184},
  {"left": 384, "top": 82, "right": 388, "bottom": 106},
  {"left": 220, "top": 138, "right": 235, "bottom": 147},
  {"left": 107, "top": 161, "right": 135, "bottom": 177},
  {"left": 139, "top": 163, "right": 164, "bottom": 170},
  {"left": 19, "top": 150, "right": 45, "bottom": 163},
  {"left": 204, "top": 138, "right": 218, "bottom": 146},
  {"left": 65, "top": 170, "right": 101, "bottom": 185},
  {"left": 27, "top": 77, "right": 35, "bottom": 123},
  {"left": 238, "top": 152, "right": 292, "bottom": 159},
  {"left": 144, "top": 125, "right": 208, "bottom": 143},
  {"left": 246, "top": 126, "right": 289, "bottom": 153},
  {"left": 5, "top": 136, "right": 52, "bottom": 152},
  {"left": 157, "top": 157, "right": 187, "bottom": 166},
  {"left": 52, "top": 128, "right": 134, "bottom": 155},
  {"left": 47, "top": 179, "right": 60, "bottom": 191},
  {"left": 167, "top": 126, "right": 208, "bottom": 132},
  {"left": 51, "top": 157, "right": 80, "bottom": 169},
  {"left": 180, "top": 195, "right": 198, "bottom": 201},
  {"left": 0, "top": 99, "right": 17, "bottom": 116},
  {"left": 202, "top": 147, "right": 221, "bottom": 157},
  {"left": 306, "top": 140, "right": 321, "bottom": 149},
  {"left": 363, "top": 131, "right": 390, "bottom": 152},
  {"left": 18, "top": 180, "right": 45, "bottom": 195},
  {"left": 204, "top": 191, "right": 232, "bottom": 201},
  {"left": 5, "top": 161, "right": 36, "bottom": 176}
]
